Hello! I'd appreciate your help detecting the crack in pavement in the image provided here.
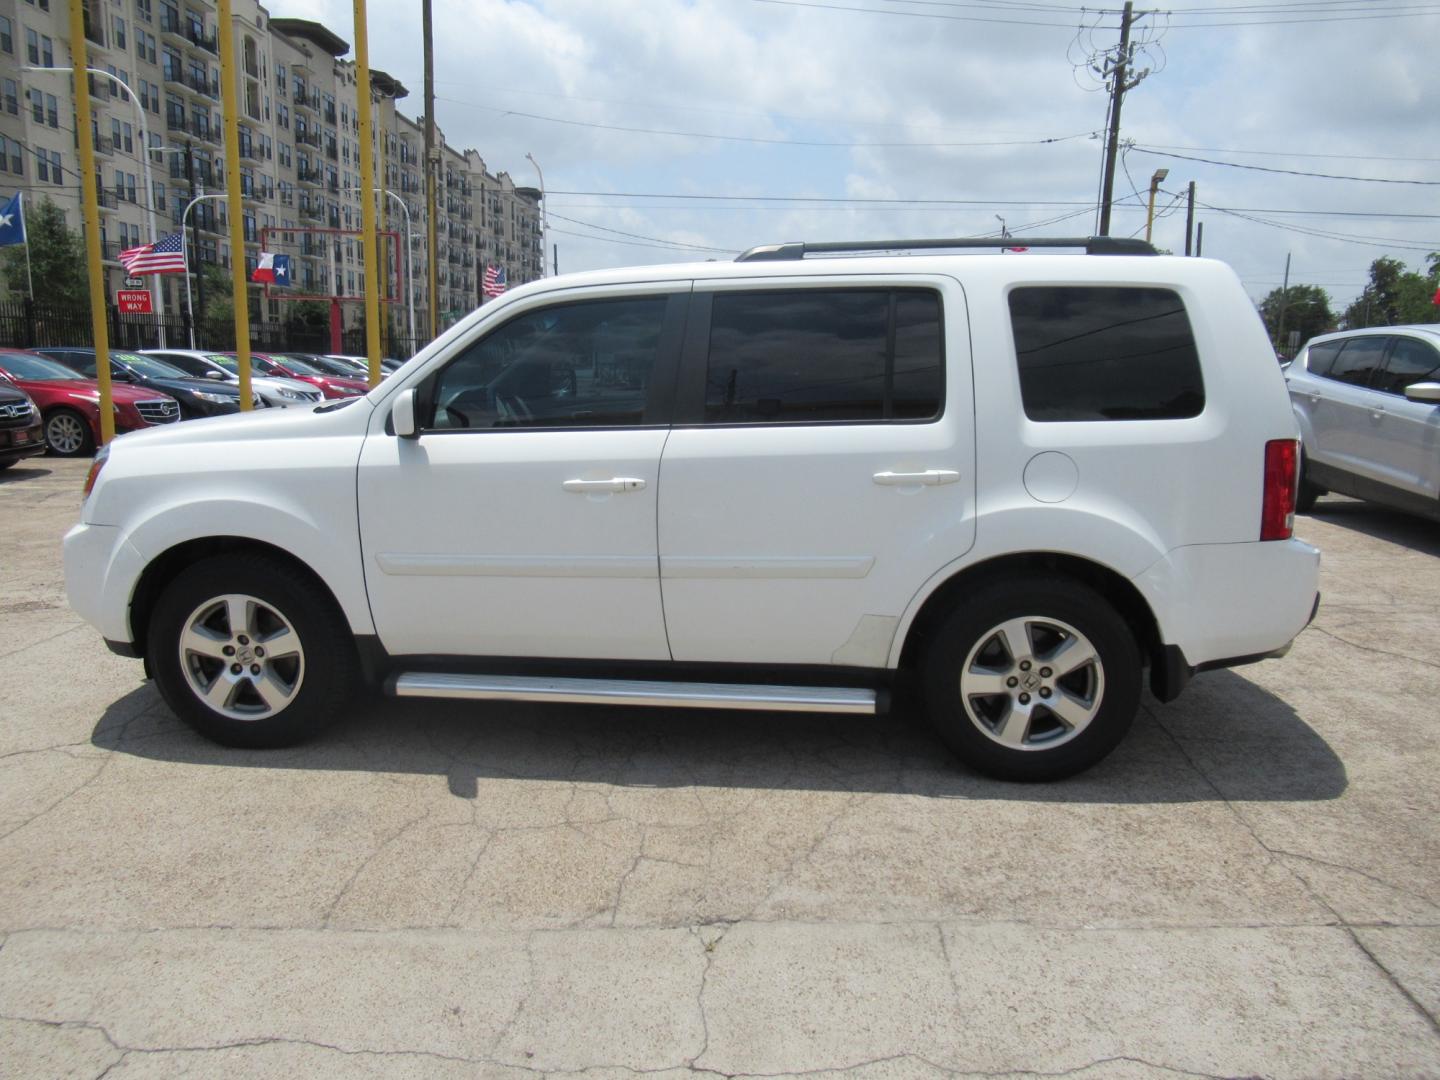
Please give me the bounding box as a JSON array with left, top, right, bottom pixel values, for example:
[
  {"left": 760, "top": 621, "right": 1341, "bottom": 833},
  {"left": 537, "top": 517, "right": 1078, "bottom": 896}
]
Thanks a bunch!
[{"left": 1307, "top": 626, "right": 1440, "bottom": 672}]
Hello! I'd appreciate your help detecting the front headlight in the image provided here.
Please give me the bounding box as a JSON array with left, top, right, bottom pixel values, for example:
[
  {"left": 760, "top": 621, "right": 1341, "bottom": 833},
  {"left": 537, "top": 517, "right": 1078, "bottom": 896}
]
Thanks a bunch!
[
  {"left": 277, "top": 387, "right": 305, "bottom": 400},
  {"left": 190, "top": 390, "right": 237, "bottom": 404}
]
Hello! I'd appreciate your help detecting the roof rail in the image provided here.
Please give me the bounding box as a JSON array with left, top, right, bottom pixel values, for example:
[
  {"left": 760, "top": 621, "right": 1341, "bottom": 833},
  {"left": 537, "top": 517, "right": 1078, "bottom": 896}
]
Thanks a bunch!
[{"left": 734, "top": 236, "right": 1157, "bottom": 262}]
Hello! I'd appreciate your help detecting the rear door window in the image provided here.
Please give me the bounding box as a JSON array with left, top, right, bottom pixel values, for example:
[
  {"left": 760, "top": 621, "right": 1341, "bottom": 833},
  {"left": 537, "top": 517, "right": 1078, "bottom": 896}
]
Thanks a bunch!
[
  {"left": 1304, "top": 341, "right": 1343, "bottom": 378},
  {"left": 702, "top": 288, "right": 943, "bottom": 424},
  {"left": 1326, "top": 337, "right": 1388, "bottom": 389},
  {"left": 1007, "top": 286, "right": 1204, "bottom": 421}
]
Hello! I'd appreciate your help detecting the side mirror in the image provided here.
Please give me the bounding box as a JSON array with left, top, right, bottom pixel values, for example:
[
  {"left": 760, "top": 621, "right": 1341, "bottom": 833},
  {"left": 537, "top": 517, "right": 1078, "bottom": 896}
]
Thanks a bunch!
[
  {"left": 1403, "top": 381, "right": 1440, "bottom": 404},
  {"left": 205, "top": 370, "right": 226, "bottom": 381},
  {"left": 392, "top": 387, "right": 419, "bottom": 438}
]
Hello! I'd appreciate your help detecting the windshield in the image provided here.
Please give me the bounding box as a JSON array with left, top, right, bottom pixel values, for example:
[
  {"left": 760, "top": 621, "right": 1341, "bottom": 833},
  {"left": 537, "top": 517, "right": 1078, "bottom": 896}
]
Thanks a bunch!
[
  {"left": 207, "top": 354, "right": 239, "bottom": 373},
  {"left": 116, "top": 353, "right": 189, "bottom": 379},
  {"left": 266, "top": 353, "right": 325, "bottom": 375},
  {"left": 0, "top": 352, "right": 87, "bottom": 380}
]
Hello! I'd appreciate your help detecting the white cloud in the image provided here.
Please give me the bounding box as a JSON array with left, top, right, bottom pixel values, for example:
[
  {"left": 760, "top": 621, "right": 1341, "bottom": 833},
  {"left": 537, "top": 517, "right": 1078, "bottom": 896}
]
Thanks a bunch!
[{"left": 277, "top": 0, "right": 1440, "bottom": 312}]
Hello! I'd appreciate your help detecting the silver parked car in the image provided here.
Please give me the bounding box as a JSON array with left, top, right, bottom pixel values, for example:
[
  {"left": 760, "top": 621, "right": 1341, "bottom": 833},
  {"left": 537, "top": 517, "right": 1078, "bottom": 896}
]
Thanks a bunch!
[
  {"left": 1286, "top": 325, "right": 1440, "bottom": 520},
  {"left": 143, "top": 350, "right": 325, "bottom": 409}
]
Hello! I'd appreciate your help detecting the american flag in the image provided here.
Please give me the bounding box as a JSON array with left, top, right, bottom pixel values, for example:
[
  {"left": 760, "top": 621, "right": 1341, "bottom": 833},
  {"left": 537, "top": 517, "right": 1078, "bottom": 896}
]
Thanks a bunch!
[
  {"left": 118, "top": 231, "right": 187, "bottom": 275},
  {"left": 482, "top": 264, "right": 507, "bottom": 298}
]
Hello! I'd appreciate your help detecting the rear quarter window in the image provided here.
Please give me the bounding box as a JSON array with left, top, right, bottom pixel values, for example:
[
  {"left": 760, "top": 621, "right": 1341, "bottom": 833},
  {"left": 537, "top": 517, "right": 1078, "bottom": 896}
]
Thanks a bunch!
[{"left": 1008, "top": 286, "right": 1205, "bottom": 422}]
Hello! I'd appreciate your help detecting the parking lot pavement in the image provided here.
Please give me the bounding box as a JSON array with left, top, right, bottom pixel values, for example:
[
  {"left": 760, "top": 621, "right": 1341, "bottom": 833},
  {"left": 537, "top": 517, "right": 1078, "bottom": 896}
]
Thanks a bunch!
[{"left": 1, "top": 458, "right": 1437, "bottom": 1079}]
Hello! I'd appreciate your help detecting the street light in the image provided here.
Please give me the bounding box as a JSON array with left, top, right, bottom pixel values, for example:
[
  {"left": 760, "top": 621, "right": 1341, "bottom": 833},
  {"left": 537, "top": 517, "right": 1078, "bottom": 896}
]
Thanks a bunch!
[
  {"left": 373, "top": 188, "right": 415, "bottom": 353},
  {"left": 180, "top": 192, "right": 226, "bottom": 348},
  {"left": 525, "top": 151, "right": 547, "bottom": 276},
  {"left": 1145, "top": 168, "right": 1169, "bottom": 245},
  {"left": 26, "top": 65, "right": 168, "bottom": 345}
]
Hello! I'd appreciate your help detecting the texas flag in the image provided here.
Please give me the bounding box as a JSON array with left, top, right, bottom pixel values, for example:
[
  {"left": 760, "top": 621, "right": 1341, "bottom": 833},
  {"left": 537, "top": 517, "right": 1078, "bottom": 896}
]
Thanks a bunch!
[{"left": 251, "top": 252, "right": 291, "bottom": 286}]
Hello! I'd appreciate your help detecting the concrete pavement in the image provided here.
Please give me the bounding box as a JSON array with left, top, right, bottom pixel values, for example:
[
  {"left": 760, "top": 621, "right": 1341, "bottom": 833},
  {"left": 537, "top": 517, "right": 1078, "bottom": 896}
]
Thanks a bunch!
[{"left": 1, "top": 457, "right": 1437, "bottom": 1078}]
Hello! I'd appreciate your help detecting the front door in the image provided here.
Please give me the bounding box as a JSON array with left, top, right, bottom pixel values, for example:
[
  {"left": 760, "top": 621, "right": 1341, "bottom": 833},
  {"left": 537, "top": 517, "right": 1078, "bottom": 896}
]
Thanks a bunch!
[
  {"left": 357, "top": 286, "right": 688, "bottom": 659},
  {"left": 1370, "top": 335, "right": 1440, "bottom": 499}
]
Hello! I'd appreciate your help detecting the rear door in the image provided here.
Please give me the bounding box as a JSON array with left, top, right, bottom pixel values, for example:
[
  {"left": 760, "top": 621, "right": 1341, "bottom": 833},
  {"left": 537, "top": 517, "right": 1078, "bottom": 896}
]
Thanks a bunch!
[
  {"left": 1298, "top": 335, "right": 1390, "bottom": 481},
  {"left": 656, "top": 276, "right": 974, "bottom": 666}
]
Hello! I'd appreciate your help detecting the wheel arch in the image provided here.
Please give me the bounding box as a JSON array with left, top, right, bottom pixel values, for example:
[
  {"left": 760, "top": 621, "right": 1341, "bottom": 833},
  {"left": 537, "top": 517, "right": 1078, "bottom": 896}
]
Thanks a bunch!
[
  {"left": 129, "top": 536, "right": 354, "bottom": 666},
  {"left": 893, "top": 550, "right": 1165, "bottom": 690}
]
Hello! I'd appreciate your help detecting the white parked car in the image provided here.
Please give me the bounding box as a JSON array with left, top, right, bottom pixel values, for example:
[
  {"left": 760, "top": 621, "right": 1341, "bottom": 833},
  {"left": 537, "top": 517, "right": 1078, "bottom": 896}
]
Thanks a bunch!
[
  {"left": 65, "top": 237, "right": 1320, "bottom": 780},
  {"left": 1285, "top": 325, "right": 1440, "bottom": 520},
  {"left": 143, "top": 349, "right": 325, "bottom": 409}
]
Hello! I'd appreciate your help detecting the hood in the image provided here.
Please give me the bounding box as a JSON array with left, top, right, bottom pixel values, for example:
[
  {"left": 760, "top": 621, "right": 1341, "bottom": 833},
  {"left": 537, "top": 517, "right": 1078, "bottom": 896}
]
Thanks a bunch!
[
  {"left": 109, "top": 395, "right": 373, "bottom": 451},
  {"left": 16, "top": 378, "right": 174, "bottom": 405},
  {"left": 145, "top": 374, "right": 247, "bottom": 397}
]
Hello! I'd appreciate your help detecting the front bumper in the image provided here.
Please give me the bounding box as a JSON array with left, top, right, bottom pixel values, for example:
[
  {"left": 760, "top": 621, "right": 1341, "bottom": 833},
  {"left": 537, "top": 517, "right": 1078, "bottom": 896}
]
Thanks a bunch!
[
  {"left": 64, "top": 522, "right": 145, "bottom": 645},
  {"left": 0, "top": 419, "right": 45, "bottom": 463}
]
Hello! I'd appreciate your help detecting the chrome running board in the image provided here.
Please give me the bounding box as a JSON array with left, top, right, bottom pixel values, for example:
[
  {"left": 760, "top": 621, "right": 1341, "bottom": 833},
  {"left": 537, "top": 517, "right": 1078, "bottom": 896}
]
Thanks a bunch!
[{"left": 390, "top": 672, "right": 878, "bottom": 714}]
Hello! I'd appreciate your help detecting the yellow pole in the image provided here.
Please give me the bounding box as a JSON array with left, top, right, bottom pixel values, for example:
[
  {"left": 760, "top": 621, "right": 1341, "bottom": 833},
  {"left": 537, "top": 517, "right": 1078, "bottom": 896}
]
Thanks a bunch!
[
  {"left": 68, "top": 0, "right": 113, "bottom": 443},
  {"left": 353, "top": 0, "right": 381, "bottom": 387},
  {"left": 216, "top": 0, "right": 252, "bottom": 410}
]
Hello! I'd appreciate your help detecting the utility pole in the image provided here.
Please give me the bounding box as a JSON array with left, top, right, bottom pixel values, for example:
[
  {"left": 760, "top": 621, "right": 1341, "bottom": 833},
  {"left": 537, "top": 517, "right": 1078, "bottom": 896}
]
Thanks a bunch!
[
  {"left": 185, "top": 141, "right": 203, "bottom": 340},
  {"left": 1184, "top": 181, "right": 1196, "bottom": 256},
  {"left": 1098, "top": 2, "right": 1146, "bottom": 236},
  {"left": 1276, "top": 252, "right": 1291, "bottom": 351},
  {"left": 422, "top": 0, "right": 439, "bottom": 341},
  {"left": 1195, "top": 221, "right": 1203, "bottom": 256}
]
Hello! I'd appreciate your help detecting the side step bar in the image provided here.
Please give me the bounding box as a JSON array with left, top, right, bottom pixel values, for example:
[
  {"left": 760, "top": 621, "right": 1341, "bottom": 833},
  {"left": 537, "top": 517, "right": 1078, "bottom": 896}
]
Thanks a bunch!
[{"left": 390, "top": 672, "right": 879, "bottom": 714}]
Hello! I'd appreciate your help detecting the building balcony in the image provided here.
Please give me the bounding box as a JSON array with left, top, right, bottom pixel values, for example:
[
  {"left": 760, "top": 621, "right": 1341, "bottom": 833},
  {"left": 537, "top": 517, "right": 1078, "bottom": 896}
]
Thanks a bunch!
[
  {"left": 296, "top": 167, "right": 323, "bottom": 187},
  {"left": 159, "top": 10, "right": 186, "bottom": 41},
  {"left": 186, "top": 25, "right": 218, "bottom": 55}
]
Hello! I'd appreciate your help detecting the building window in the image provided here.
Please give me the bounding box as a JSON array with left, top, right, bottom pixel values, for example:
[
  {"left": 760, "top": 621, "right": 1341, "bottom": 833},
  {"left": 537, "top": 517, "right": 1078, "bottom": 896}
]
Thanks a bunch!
[
  {"left": 2, "top": 79, "right": 15, "bottom": 114},
  {"left": 112, "top": 15, "right": 126, "bottom": 47},
  {"left": 135, "top": 0, "right": 152, "bottom": 23},
  {"left": 46, "top": 150, "right": 62, "bottom": 182},
  {"left": 40, "top": 33, "right": 52, "bottom": 66},
  {"left": 28, "top": 88, "right": 42, "bottom": 123},
  {"left": 0, "top": 17, "right": 11, "bottom": 53},
  {"left": 25, "top": 27, "right": 38, "bottom": 64},
  {"left": 275, "top": 64, "right": 286, "bottom": 95},
  {"left": 0, "top": 136, "right": 17, "bottom": 175},
  {"left": 136, "top": 28, "right": 155, "bottom": 64}
]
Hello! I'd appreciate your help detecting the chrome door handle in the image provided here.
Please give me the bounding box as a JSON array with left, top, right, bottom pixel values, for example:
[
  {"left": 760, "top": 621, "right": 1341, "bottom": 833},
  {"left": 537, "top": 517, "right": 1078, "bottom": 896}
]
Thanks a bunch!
[
  {"left": 1369, "top": 409, "right": 1385, "bottom": 422},
  {"left": 563, "top": 477, "right": 647, "bottom": 493},
  {"left": 873, "top": 469, "right": 960, "bottom": 486}
]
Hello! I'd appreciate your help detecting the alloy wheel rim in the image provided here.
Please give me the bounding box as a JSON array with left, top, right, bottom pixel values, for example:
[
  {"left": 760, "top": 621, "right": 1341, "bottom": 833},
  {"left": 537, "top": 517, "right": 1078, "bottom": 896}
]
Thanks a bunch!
[
  {"left": 959, "top": 615, "right": 1104, "bottom": 751},
  {"left": 178, "top": 593, "right": 305, "bottom": 721},
  {"left": 46, "top": 413, "right": 86, "bottom": 454}
]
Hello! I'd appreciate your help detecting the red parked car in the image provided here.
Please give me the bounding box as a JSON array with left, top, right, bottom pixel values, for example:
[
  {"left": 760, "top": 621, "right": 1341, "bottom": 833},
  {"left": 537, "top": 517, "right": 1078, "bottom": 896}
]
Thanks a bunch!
[
  {"left": 243, "top": 352, "right": 369, "bottom": 399},
  {"left": 0, "top": 348, "right": 181, "bottom": 456}
]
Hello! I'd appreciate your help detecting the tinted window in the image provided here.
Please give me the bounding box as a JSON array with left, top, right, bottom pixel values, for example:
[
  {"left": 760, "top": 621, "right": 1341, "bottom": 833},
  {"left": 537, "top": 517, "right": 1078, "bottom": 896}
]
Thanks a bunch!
[
  {"left": 1008, "top": 286, "right": 1204, "bottom": 422},
  {"left": 1327, "top": 337, "right": 1387, "bottom": 389},
  {"left": 704, "top": 288, "right": 942, "bottom": 424},
  {"left": 428, "top": 296, "right": 668, "bottom": 430},
  {"left": 0, "top": 352, "right": 84, "bottom": 379},
  {"left": 1304, "top": 340, "right": 1342, "bottom": 378},
  {"left": 152, "top": 352, "right": 211, "bottom": 377},
  {"left": 1374, "top": 337, "right": 1440, "bottom": 396}
]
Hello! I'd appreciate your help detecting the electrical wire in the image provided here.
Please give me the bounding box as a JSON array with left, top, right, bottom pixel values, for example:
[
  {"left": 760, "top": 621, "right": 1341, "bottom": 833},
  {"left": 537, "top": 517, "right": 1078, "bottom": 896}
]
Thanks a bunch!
[{"left": 1133, "top": 146, "right": 1440, "bottom": 185}]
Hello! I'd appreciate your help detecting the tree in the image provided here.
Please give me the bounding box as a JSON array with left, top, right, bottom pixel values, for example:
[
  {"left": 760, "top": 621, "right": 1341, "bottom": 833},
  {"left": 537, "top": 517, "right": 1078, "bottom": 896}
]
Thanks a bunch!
[
  {"left": 1343, "top": 254, "right": 1440, "bottom": 329},
  {"left": 1260, "top": 284, "right": 1334, "bottom": 352},
  {"left": 2, "top": 197, "right": 88, "bottom": 308},
  {"left": 196, "top": 263, "right": 235, "bottom": 348}
]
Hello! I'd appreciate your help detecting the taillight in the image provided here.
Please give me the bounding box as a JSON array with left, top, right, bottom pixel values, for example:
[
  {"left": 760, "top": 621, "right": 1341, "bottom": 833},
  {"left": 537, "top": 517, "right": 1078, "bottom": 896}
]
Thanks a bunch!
[
  {"left": 1261, "top": 439, "right": 1298, "bottom": 541},
  {"left": 82, "top": 445, "right": 109, "bottom": 500}
]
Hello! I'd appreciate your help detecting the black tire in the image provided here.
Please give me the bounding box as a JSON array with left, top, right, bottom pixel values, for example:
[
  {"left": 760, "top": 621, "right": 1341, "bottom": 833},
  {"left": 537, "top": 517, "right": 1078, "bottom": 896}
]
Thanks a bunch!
[
  {"left": 44, "top": 408, "right": 95, "bottom": 457},
  {"left": 146, "top": 553, "right": 357, "bottom": 748},
  {"left": 1295, "top": 452, "right": 1322, "bottom": 514},
  {"left": 921, "top": 575, "right": 1141, "bottom": 781},
  {"left": 0, "top": 458, "right": 16, "bottom": 470}
]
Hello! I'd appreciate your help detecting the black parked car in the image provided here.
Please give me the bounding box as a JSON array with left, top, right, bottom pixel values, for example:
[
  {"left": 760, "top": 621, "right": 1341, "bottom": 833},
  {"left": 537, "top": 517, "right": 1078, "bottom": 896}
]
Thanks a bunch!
[
  {"left": 36, "top": 347, "right": 262, "bottom": 419},
  {"left": 0, "top": 381, "right": 45, "bottom": 469}
]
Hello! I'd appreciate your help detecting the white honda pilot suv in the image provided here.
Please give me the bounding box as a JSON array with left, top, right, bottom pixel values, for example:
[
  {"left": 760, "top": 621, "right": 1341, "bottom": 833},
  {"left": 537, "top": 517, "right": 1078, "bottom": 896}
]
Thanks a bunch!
[{"left": 65, "top": 237, "right": 1320, "bottom": 780}]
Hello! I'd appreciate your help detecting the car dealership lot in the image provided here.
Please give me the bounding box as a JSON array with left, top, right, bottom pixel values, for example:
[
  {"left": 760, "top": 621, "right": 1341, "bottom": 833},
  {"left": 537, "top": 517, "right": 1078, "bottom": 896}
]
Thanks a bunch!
[{"left": 1, "top": 459, "right": 1437, "bottom": 1078}]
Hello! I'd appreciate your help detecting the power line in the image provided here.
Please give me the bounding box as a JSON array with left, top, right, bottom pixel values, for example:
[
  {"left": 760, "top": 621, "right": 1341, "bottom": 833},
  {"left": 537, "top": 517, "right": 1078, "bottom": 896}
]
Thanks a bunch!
[
  {"left": 1133, "top": 146, "right": 1440, "bottom": 184},
  {"left": 1133, "top": 141, "right": 1440, "bottom": 163},
  {"left": 436, "top": 96, "right": 1097, "bottom": 149},
  {"left": 544, "top": 210, "right": 737, "bottom": 254}
]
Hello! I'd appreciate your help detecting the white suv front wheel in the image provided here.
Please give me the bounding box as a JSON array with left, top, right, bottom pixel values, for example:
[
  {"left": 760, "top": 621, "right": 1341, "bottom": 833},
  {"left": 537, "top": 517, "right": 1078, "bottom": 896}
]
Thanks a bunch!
[
  {"left": 922, "top": 576, "right": 1141, "bottom": 781},
  {"left": 147, "top": 553, "right": 356, "bottom": 748}
]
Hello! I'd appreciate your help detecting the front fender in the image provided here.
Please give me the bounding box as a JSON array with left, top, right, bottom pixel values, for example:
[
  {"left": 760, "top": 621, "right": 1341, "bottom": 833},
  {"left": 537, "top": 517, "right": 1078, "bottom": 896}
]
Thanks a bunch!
[{"left": 120, "top": 494, "right": 375, "bottom": 639}]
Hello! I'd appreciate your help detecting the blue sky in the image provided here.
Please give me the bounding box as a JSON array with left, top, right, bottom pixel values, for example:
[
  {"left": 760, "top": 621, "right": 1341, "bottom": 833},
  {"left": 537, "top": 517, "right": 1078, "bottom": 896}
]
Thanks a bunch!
[{"left": 286, "top": 0, "right": 1440, "bottom": 316}]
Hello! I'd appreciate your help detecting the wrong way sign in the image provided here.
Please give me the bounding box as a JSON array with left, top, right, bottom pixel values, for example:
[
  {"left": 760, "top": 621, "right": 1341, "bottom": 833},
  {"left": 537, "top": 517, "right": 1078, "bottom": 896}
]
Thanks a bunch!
[{"left": 116, "top": 289, "right": 153, "bottom": 314}]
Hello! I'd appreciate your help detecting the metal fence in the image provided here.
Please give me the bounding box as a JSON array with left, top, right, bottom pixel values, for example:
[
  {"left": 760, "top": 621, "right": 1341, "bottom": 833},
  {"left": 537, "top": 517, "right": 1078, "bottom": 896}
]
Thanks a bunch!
[{"left": 0, "top": 300, "right": 429, "bottom": 360}]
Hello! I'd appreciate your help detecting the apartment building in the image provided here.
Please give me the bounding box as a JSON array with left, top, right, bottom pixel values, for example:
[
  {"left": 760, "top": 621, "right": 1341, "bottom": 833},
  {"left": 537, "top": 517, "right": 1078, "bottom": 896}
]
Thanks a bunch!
[{"left": 0, "top": 0, "right": 542, "bottom": 340}]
